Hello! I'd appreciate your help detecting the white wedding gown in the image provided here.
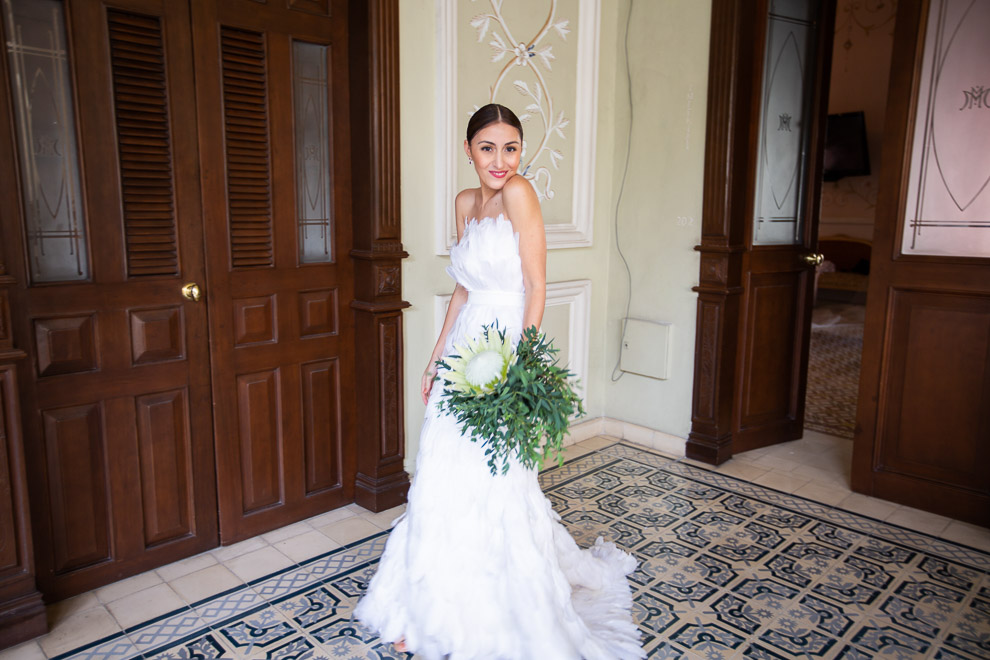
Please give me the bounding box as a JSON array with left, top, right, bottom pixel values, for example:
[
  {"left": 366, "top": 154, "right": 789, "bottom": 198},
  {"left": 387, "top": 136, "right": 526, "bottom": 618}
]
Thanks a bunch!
[{"left": 355, "top": 215, "right": 644, "bottom": 660}]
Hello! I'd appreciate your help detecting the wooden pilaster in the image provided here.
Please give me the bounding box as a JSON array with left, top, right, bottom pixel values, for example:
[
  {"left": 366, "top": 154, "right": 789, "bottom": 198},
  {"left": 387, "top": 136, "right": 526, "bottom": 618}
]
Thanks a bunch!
[
  {"left": 686, "top": 0, "right": 753, "bottom": 465},
  {"left": 0, "top": 263, "right": 47, "bottom": 647},
  {"left": 349, "top": 0, "right": 410, "bottom": 511}
]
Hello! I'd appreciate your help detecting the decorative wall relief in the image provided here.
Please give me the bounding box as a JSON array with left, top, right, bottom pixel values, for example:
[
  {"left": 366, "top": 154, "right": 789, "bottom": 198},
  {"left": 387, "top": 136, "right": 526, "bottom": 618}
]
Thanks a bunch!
[
  {"left": 819, "top": 177, "right": 879, "bottom": 237},
  {"left": 901, "top": 0, "right": 990, "bottom": 257},
  {"left": 436, "top": 0, "right": 600, "bottom": 252},
  {"left": 470, "top": 0, "right": 571, "bottom": 202},
  {"left": 834, "top": 0, "right": 897, "bottom": 73}
]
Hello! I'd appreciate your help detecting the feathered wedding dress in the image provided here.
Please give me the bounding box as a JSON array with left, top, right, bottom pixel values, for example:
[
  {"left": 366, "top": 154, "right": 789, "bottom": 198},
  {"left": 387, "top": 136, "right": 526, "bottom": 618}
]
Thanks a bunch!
[{"left": 355, "top": 215, "right": 644, "bottom": 660}]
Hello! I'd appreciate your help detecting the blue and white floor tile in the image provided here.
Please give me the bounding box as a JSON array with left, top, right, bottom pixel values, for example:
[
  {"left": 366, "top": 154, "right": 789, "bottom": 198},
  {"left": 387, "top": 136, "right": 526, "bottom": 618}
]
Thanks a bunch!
[{"left": 8, "top": 436, "right": 990, "bottom": 659}]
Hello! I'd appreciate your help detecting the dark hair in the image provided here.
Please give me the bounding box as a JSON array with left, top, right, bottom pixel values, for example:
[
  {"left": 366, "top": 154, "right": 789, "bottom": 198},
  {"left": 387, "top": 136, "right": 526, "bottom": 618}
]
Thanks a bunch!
[{"left": 466, "top": 103, "right": 523, "bottom": 144}]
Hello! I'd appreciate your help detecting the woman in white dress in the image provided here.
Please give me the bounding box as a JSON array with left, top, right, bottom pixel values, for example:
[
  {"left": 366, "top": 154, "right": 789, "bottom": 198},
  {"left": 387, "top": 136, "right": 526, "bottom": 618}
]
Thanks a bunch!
[{"left": 355, "top": 104, "right": 644, "bottom": 660}]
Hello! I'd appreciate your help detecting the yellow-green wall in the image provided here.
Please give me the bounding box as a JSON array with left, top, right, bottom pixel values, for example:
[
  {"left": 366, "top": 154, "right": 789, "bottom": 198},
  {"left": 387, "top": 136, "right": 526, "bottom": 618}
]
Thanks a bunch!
[
  {"left": 398, "top": 0, "right": 712, "bottom": 471},
  {"left": 601, "top": 0, "right": 711, "bottom": 440}
]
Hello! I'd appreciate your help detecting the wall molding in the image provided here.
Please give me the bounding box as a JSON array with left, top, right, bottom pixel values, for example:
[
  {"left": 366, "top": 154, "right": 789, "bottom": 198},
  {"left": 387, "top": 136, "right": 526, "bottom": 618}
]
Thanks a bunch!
[
  {"left": 435, "top": 0, "right": 458, "bottom": 254},
  {"left": 434, "top": 0, "right": 600, "bottom": 254}
]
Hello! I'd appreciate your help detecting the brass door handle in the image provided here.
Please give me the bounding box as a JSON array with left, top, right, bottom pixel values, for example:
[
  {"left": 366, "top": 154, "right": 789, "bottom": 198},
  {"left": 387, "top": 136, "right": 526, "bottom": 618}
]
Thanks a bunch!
[
  {"left": 181, "top": 282, "right": 202, "bottom": 302},
  {"left": 802, "top": 253, "right": 824, "bottom": 267}
]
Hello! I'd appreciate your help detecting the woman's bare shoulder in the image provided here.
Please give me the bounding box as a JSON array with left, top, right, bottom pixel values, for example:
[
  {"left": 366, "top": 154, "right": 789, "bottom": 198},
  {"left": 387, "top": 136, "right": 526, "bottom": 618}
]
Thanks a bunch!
[
  {"left": 502, "top": 174, "right": 537, "bottom": 200},
  {"left": 502, "top": 176, "right": 541, "bottom": 228},
  {"left": 454, "top": 188, "right": 479, "bottom": 216},
  {"left": 454, "top": 188, "right": 479, "bottom": 237}
]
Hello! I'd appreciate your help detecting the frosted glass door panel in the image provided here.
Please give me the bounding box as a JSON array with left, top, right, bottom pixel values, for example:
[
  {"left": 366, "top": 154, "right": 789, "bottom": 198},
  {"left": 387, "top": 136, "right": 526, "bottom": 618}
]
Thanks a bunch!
[
  {"left": 901, "top": 0, "right": 990, "bottom": 257},
  {"left": 293, "top": 40, "right": 333, "bottom": 264},
  {"left": 3, "top": 0, "right": 89, "bottom": 282},
  {"left": 753, "top": 1, "right": 819, "bottom": 246}
]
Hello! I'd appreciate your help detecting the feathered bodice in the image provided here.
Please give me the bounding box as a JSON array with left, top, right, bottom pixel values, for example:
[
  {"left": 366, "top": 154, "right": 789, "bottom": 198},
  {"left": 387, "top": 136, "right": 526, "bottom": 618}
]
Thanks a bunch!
[
  {"left": 441, "top": 215, "right": 525, "bottom": 356},
  {"left": 446, "top": 214, "right": 524, "bottom": 295}
]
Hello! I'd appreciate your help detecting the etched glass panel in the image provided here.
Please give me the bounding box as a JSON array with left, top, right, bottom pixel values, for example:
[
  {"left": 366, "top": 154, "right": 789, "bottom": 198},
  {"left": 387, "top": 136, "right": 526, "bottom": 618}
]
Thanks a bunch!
[
  {"left": 753, "top": 1, "right": 820, "bottom": 245},
  {"left": 293, "top": 40, "right": 333, "bottom": 263},
  {"left": 3, "top": 0, "right": 89, "bottom": 282},
  {"left": 901, "top": 0, "right": 990, "bottom": 257}
]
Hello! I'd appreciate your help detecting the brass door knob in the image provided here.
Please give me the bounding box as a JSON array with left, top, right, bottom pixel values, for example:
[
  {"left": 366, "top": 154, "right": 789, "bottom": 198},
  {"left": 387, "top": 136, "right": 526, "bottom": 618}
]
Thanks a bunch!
[
  {"left": 802, "top": 253, "right": 824, "bottom": 267},
  {"left": 181, "top": 282, "right": 202, "bottom": 302}
]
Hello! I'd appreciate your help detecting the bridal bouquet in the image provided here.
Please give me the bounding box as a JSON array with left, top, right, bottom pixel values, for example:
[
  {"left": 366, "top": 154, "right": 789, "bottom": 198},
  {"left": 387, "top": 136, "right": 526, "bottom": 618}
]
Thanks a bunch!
[{"left": 434, "top": 324, "right": 585, "bottom": 476}]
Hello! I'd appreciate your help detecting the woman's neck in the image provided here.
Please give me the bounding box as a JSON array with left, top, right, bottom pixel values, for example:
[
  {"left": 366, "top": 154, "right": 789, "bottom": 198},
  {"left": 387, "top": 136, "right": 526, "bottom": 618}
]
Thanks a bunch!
[{"left": 477, "top": 186, "right": 503, "bottom": 218}]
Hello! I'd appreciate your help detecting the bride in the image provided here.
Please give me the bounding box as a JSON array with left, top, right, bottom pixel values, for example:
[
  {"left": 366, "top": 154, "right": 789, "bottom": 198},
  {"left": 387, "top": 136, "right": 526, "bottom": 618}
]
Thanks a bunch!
[{"left": 354, "top": 103, "right": 644, "bottom": 660}]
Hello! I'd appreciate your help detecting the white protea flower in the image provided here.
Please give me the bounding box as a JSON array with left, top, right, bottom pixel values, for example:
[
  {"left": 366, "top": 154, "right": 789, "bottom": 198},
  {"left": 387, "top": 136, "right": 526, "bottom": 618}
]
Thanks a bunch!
[{"left": 443, "top": 327, "right": 515, "bottom": 396}]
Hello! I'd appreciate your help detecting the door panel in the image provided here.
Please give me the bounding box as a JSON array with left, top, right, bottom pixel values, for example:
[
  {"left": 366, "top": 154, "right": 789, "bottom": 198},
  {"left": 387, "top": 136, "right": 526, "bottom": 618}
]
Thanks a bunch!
[
  {"left": 852, "top": 0, "right": 990, "bottom": 526},
  {"left": 135, "top": 388, "right": 194, "bottom": 546},
  {"left": 740, "top": 275, "right": 802, "bottom": 423},
  {"left": 42, "top": 403, "right": 110, "bottom": 574},
  {"left": 301, "top": 359, "right": 341, "bottom": 494},
  {"left": 129, "top": 307, "right": 186, "bottom": 364},
  {"left": 879, "top": 290, "right": 989, "bottom": 490},
  {"left": 192, "top": 0, "right": 355, "bottom": 542},
  {"left": 235, "top": 369, "right": 282, "bottom": 513},
  {"left": 0, "top": 0, "right": 217, "bottom": 599}
]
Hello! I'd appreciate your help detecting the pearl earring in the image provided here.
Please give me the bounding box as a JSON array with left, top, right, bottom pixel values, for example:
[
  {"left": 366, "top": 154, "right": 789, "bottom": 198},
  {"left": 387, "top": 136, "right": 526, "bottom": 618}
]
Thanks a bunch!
[{"left": 468, "top": 157, "right": 473, "bottom": 165}]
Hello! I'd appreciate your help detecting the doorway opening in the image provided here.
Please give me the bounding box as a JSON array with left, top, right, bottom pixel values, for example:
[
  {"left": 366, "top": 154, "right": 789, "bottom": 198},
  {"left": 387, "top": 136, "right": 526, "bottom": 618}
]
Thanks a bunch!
[{"left": 800, "top": 0, "right": 897, "bottom": 475}]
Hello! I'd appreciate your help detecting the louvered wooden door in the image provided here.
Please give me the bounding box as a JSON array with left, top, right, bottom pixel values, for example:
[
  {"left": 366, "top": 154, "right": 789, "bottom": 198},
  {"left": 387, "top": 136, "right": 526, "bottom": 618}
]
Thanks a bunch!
[
  {"left": 0, "top": 0, "right": 218, "bottom": 600},
  {"left": 191, "top": 0, "right": 356, "bottom": 542}
]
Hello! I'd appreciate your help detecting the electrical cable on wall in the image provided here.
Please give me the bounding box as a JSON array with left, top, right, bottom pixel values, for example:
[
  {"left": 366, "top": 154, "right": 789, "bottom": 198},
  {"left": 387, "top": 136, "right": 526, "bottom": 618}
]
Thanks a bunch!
[{"left": 610, "top": 0, "right": 635, "bottom": 382}]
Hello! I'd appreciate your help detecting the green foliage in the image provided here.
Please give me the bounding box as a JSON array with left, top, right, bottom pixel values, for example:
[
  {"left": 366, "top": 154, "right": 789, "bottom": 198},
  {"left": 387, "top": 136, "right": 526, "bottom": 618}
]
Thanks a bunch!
[{"left": 435, "top": 324, "right": 586, "bottom": 476}]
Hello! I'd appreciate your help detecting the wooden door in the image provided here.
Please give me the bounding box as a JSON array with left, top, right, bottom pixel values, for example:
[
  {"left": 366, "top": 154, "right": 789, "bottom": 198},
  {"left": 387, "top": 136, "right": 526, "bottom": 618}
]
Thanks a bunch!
[
  {"left": 0, "top": 0, "right": 217, "bottom": 599},
  {"left": 851, "top": 0, "right": 990, "bottom": 527},
  {"left": 733, "top": 0, "right": 834, "bottom": 452},
  {"left": 191, "top": 0, "right": 357, "bottom": 543}
]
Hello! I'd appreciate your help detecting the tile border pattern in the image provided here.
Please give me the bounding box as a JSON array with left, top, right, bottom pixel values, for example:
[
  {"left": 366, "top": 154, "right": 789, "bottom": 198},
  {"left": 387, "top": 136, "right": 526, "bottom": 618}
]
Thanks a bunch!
[{"left": 50, "top": 442, "right": 989, "bottom": 659}]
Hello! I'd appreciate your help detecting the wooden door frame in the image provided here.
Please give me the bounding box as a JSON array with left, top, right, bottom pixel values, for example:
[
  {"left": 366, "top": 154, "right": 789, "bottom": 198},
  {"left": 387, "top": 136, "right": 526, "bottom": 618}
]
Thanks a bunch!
[
  {"left": 687, "top": 0, "right": 835, "bottom": 464},
  {"left": 347, "top": 0, "right": 411, "bottom": 511}
]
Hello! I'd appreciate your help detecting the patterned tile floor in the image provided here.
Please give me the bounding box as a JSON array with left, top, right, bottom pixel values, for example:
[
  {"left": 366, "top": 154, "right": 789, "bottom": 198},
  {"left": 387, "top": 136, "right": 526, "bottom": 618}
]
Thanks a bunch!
[
  {"left": 804, "top": 302, "right": 864, "bottom": 440},
  {"left": 6, "top": 435, "right": 990, "bottom": 659}
]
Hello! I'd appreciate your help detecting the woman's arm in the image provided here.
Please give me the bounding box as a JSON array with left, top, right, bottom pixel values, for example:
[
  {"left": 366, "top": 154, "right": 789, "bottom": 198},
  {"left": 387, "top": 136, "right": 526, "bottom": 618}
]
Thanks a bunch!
[
  {"left": 421, "top": 191, "right": 475, "bottom": 404},
  {"left": 422, "top": 283, "right": 468, "bottom": 404},
  {"left": 502, "top": 175, "right": 546, "bottom": 330}
]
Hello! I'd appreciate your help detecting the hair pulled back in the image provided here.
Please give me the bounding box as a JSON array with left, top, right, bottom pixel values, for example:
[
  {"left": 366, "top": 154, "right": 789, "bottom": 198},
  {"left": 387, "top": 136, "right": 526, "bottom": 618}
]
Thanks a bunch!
[{"left": 466, "top": 103, "right": 523, "bottom": 145}]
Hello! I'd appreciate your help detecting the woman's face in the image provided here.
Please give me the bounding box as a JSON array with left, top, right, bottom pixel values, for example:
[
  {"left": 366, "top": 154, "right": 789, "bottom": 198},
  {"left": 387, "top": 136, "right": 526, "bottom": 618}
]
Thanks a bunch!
[{"left": 464, "top": 122, "right": 522, "bottom": 191}]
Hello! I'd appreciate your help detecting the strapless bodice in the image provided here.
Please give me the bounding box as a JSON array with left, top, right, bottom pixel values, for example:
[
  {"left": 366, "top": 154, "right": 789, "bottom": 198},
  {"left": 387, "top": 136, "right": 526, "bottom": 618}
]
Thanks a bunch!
[{"left": 446, "top": 214, "right": 524, "bottom": 296}]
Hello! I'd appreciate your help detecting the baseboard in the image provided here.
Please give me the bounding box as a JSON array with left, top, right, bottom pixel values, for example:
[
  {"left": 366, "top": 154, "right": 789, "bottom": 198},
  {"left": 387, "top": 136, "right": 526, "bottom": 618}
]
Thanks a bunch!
[
  {"left": 569, "top": 416, "right": 687, "bottom": 457},
  {"left": 562, "top": 417, "right": 605, "bottom": 445}
]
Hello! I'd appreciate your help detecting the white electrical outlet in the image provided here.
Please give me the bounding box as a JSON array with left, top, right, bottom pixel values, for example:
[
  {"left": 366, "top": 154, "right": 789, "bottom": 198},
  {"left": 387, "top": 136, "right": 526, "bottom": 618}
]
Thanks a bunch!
[{"left": 619, "top": 318, "right": 672, "bottom": 380}]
